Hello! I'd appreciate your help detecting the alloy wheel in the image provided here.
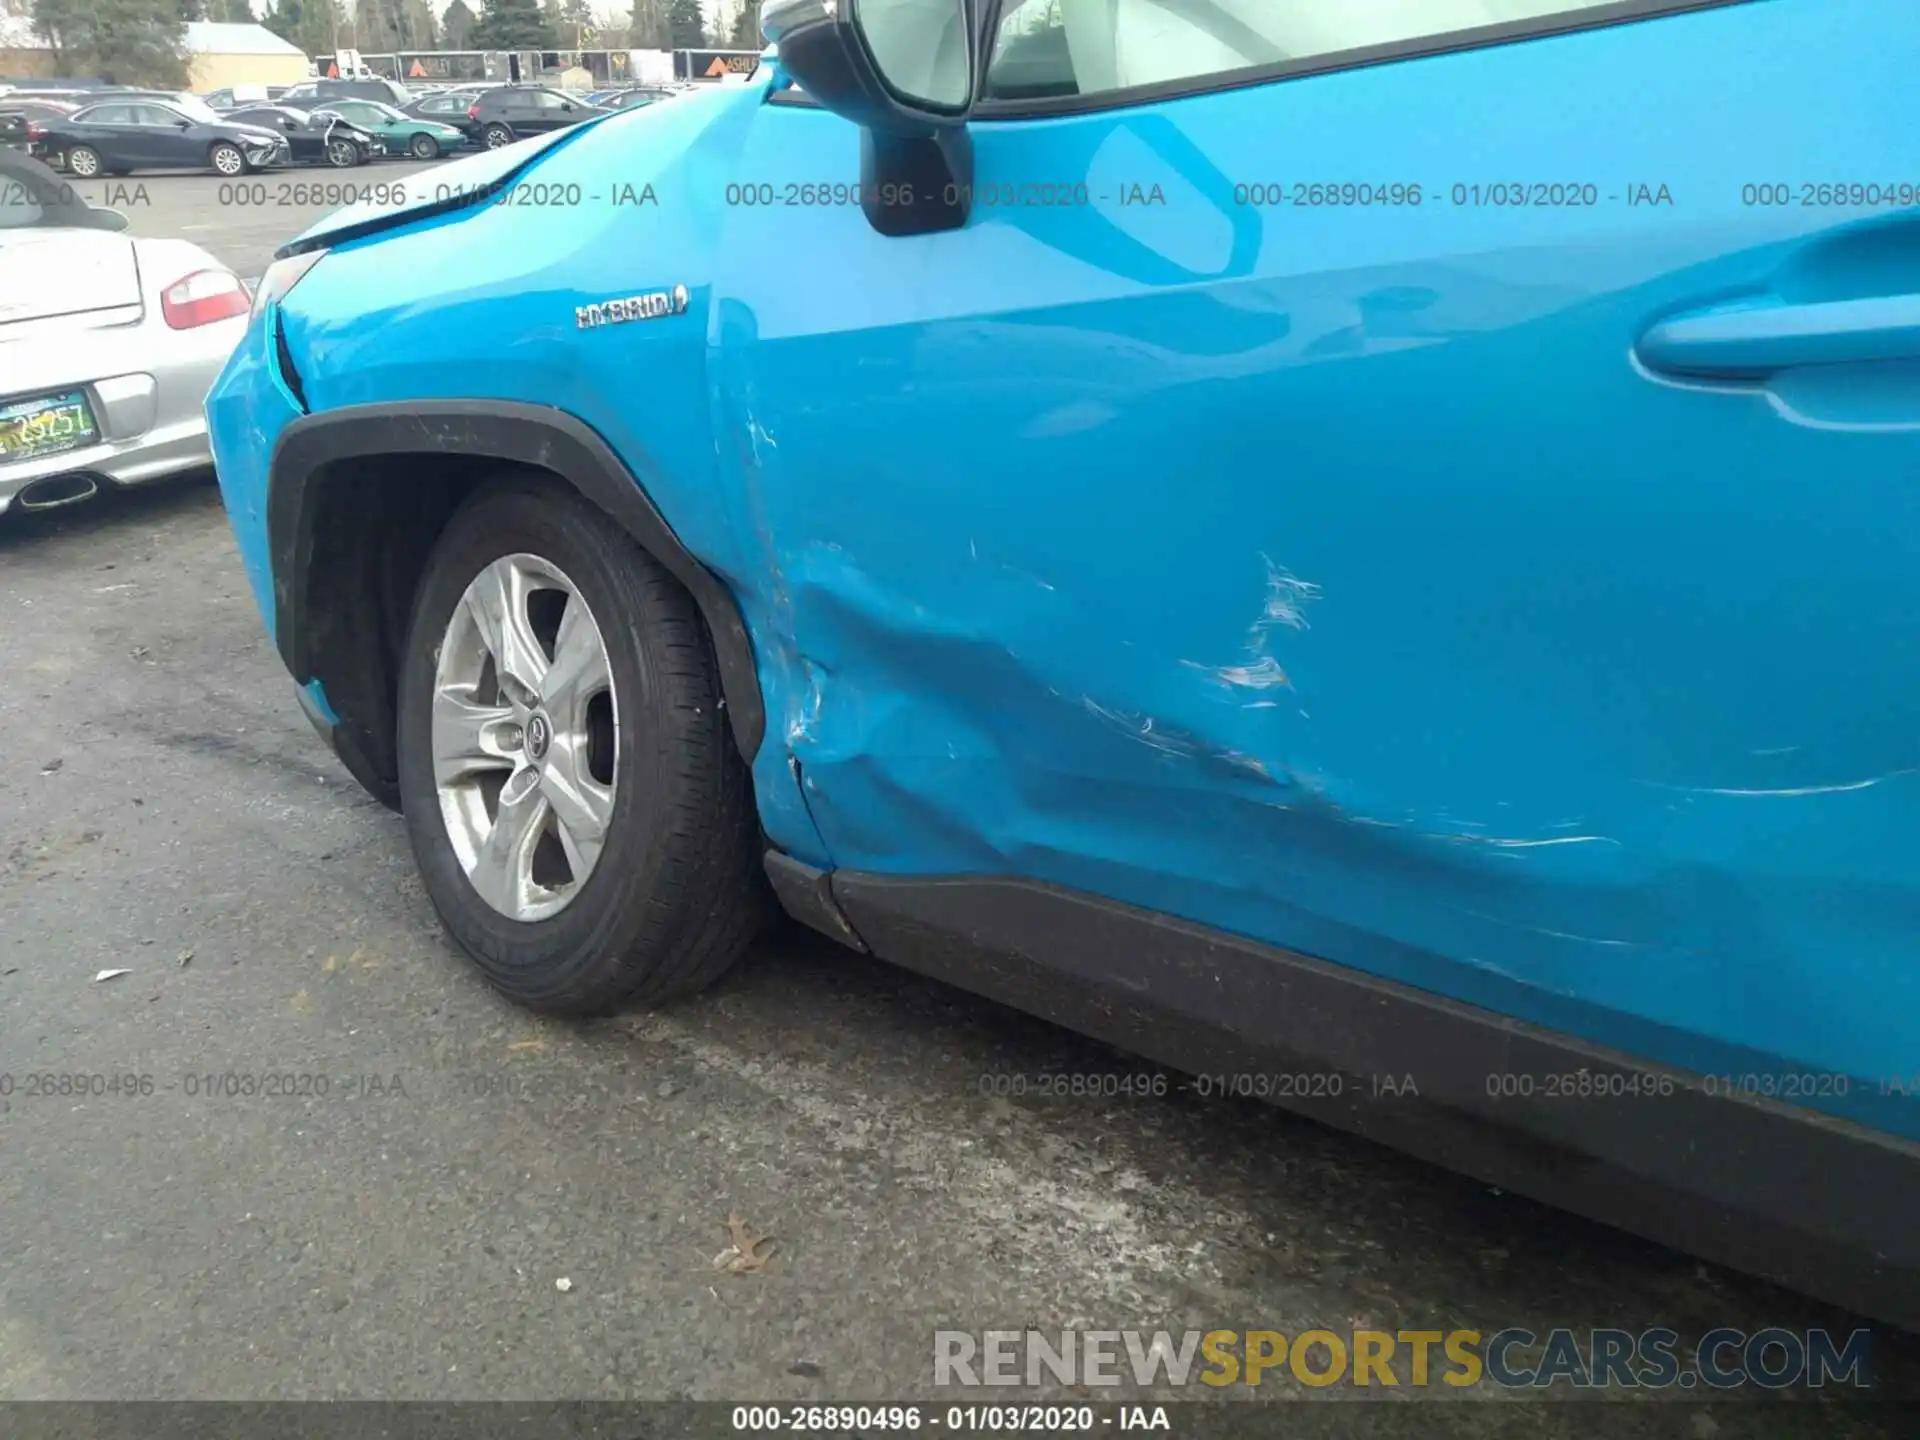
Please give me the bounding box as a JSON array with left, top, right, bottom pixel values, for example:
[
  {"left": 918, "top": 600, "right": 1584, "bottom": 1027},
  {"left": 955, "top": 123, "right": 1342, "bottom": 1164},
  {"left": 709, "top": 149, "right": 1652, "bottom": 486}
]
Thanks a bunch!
[{"left": 432, "top": 553, "right": 619, "bottom": 922}]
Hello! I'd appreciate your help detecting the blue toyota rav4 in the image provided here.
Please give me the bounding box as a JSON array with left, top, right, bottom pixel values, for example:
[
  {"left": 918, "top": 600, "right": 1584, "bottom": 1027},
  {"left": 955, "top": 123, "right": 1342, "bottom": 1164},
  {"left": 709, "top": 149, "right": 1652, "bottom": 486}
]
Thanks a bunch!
[{"left": 208, "top": 0, "right": 1920, "bottom": 1327}]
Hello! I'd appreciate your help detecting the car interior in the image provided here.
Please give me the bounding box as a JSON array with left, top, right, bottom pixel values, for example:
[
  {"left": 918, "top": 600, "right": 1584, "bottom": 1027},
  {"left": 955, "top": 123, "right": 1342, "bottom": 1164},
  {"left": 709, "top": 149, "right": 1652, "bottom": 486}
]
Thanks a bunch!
[{"left": 982, "top": 0, "right": 1618, "bottom": 99}]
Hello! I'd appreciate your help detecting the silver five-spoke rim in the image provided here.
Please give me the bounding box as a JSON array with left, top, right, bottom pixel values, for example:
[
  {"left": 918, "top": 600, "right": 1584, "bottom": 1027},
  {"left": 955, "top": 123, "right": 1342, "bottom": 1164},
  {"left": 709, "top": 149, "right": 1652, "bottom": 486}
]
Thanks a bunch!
[{"left": 433, "top": 553, "right": 619, "bottom": 922}]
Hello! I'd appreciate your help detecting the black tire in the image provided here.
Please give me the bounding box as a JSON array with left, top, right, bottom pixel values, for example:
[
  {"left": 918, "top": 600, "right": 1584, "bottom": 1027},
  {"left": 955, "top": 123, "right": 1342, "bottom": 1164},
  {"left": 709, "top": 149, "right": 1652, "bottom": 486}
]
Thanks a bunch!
[
  {"left": 408, "top": 132, "right": 440, "bottom": 160},
  {"left": 395, "top": 475, "right": 769, "bottom": 1015},
  {"left": 209, "top": 141, "right": 246, "bottom": 177},
  {"left": 64, "top": 144, "right": 101, "bottom": 178},
  {"left": 325, "top": 138, "right": 359, "bottom": 168},
  {"left": 482, "top": 123, "right": 513, "bottom": 150}
]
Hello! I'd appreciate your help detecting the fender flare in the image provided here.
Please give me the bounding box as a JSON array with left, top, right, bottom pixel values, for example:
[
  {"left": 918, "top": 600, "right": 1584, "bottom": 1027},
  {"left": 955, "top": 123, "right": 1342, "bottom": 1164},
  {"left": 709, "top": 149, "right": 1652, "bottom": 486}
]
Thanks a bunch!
[{"left": 267, "top": 399, "right": 766, "bottom": 762}]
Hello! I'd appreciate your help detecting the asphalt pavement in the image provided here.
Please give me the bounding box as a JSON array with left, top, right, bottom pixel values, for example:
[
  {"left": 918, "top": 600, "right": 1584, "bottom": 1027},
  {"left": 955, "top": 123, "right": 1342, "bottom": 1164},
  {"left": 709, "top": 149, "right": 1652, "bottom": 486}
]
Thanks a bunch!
[{"left": 2, "top": 166, "right": 1918, "bottom": 1430}]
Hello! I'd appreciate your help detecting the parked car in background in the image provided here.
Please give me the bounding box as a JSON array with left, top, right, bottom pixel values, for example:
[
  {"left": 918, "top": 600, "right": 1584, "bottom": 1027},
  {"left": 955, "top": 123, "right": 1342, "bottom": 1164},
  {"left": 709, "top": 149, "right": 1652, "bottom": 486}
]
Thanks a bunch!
[
  {"left": 207, "top": 0, "right": 1920, "bottom": 1331},
  {"left": 0, "top": 99, "right": 78, "bottom": 129},
  {"left": 227, "top": 106, "right": 383, "bottom": 167},
  {"left": 32, "top": 95, "right": 289, "bottom": 176},
  {"left": 279, "top": 77, "right": 413, "bottom": 108},
  {"left": 400, "top": 88, "right": 484, "bottom": 147},
  {"left": 590, "top": 87, "right": 688, "bottom": 112},
  {"left": 0, "top": 111, "right": 25, "bottom": 153},
  {"left": 302, "top": 98, "right": 464, "bottom": 160},
  {"left": 465, "top": 86, "right": 609, "bottom": 149},
  {"left": 203, "top": 85, "right": 292, "bottom": 112},
  {"left": 1, "top": 148, "right": 248, "bottom": 517}
]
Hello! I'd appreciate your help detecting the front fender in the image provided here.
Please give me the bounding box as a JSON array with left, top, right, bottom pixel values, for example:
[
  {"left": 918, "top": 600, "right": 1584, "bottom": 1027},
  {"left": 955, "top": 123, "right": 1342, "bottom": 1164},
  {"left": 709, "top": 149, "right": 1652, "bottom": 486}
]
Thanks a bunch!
[{"left": 267, "top": 400, "right": 766, "bottom": 764}]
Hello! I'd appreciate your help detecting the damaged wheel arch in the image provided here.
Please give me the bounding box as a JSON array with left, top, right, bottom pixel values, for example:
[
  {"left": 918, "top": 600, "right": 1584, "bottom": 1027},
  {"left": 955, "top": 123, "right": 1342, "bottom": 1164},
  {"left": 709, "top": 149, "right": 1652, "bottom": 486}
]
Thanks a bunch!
[{"left": 266, "top": 400, "right": 766, "bottom": 807}]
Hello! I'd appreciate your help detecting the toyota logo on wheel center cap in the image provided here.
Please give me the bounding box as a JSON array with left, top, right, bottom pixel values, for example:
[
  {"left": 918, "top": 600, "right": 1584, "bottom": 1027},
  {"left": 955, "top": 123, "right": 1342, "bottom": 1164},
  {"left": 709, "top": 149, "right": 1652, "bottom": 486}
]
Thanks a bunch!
[{"left": 526, "top": 712, "right": 552, "bottom": 762}]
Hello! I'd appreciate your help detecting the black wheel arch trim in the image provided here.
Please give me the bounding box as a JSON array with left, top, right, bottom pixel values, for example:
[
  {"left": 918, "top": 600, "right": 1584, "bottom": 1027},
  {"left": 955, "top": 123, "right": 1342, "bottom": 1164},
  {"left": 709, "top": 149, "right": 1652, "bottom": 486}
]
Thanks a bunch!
[{"left": 267, "top": 399, "right": 767, "bottom": 764}]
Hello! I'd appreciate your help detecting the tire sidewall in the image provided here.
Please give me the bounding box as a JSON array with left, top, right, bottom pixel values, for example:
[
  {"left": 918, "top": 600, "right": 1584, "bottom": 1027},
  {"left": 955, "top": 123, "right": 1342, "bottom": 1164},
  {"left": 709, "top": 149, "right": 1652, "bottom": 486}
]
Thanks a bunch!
[
  {"left": 395, "top": 485, "right": 696, "bottom": 1002},
  {"left": 410, "top": 133, "right": 437, "bottom": 159},
  {"left": 484, "top": 125, "right": 511, "bottom": 149},
  {"left": 210, "top": 143, "right": 244, "bottom": 175},
  {"left": 67, "top": 145, "right": 100, "bottom": 177}
]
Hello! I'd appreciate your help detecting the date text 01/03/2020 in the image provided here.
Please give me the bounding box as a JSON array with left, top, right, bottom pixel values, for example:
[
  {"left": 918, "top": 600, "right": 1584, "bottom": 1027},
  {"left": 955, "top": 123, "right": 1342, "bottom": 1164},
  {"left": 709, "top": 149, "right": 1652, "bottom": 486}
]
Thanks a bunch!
[{"left": 728, "top": 1406, "right": 1170, "bottom": 1432}]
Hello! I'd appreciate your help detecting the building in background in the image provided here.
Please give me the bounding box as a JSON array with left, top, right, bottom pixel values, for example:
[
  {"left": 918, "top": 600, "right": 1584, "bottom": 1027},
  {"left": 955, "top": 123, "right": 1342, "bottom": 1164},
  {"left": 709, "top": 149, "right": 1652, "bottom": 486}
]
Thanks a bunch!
[
  {"left": 0, "top": 19, "right": 310, "bottom": 89},
  {"left": 183, "top": 23, "right": 312, "bottom": 91}
]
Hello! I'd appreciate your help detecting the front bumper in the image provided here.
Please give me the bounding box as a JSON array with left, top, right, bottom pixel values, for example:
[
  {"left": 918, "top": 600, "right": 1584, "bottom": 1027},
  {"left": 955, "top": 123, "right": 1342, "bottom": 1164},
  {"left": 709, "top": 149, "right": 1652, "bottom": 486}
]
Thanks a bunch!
[{"left": 0, "top": 314, "right": 247, "bottom": 515}]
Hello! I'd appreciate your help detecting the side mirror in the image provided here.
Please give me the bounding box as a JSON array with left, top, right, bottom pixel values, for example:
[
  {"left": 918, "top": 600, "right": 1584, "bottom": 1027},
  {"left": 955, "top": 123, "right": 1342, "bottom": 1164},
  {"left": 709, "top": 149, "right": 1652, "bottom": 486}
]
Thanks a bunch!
[
  {"left": 761, "top": 0, "right": 979, "bottom": 238},
  {"left": 175, "top": 118, "right": 191, "bottom": 129}
]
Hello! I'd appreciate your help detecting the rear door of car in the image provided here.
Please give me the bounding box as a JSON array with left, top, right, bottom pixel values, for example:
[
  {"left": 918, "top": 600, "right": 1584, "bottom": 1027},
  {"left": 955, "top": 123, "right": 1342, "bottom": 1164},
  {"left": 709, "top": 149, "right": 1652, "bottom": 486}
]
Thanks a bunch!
[
  {"left": 68, "top": 103, "right": 136, "bottom": 163},
  {"left": 716, "top": 0, "right": 1920, "bottom": 1132}
]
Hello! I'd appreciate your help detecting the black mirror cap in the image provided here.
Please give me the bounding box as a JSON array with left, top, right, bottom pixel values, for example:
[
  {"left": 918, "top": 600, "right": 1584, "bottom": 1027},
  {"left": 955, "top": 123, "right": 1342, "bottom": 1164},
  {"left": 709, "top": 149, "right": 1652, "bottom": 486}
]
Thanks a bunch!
[{"left": 767, "top": 0, "right": 973, "bottom": 138}]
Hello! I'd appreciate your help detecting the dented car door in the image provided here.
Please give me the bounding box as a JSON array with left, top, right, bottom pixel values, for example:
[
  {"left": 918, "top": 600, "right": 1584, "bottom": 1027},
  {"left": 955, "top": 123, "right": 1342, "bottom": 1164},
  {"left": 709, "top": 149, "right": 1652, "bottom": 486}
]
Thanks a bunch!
[{"left": 716, "top": 0, "right": 1920, "bottom": 1139}]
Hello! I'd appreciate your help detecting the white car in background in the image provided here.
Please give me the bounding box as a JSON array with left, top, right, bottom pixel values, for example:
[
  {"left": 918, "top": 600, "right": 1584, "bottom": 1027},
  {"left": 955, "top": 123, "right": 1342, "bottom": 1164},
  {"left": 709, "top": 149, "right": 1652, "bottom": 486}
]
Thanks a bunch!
[{"left": 0, "top": 149, "right": 249, "bottom": 517}]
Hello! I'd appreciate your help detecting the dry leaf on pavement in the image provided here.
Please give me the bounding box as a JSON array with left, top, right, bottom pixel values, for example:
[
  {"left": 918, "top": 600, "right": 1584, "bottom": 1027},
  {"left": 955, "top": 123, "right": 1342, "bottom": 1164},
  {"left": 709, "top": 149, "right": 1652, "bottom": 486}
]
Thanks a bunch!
[{"left": 711, "top": 1212, "right": 775, "bottom": 1275}]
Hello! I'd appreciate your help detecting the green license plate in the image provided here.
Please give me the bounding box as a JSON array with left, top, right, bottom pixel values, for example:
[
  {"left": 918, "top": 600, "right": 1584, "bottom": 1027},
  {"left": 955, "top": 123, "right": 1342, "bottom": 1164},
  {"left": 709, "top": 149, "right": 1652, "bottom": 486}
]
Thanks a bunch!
[{"left": 0, "top": 390, "right": 98, "bottom": 463}]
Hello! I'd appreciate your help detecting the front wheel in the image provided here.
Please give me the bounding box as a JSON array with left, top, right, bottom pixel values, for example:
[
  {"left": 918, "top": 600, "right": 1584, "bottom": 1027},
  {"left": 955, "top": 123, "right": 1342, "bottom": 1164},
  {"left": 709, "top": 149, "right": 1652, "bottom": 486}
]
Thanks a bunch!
[
  {"left": 408, "top": 132, "right": 441, "bottom": 160},
  {"left": 482, "top": 124, "right": 513, "bottom": 150},
  {"left": 394, "top": 477, "right": 768, "bottom": 1015},
  {"left": 208, "top": 142, "right": 245, "bottom": 176},
  {"left": 64, "top": 145, "right": 102, "bottom": 178},
  {"left": 325, "top": 138, "right": 360, "bottom": 168}
]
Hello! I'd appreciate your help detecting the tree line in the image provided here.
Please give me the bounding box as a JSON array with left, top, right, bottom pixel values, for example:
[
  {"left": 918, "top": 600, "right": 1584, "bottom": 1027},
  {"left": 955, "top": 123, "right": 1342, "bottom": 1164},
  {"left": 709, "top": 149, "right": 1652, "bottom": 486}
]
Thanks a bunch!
[{"left": 23, "top": 0, "right": 766, "bottom": 90}]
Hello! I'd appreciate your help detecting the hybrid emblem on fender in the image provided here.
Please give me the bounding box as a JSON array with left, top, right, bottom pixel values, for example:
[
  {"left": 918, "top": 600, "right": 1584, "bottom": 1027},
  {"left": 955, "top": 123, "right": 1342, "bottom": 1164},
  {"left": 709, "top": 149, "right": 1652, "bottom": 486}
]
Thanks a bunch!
[{"left": 575, "top": 285, "right": 689, "bottom": 329}]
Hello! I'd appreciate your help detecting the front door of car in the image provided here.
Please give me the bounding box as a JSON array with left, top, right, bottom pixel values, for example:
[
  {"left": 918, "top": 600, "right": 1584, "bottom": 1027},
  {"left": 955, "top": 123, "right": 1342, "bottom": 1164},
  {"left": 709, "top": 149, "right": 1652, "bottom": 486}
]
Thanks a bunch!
[
  {"left": 713, "top": 0, "right": 1920, "bottom": 1131},
  {"left": 523, "top": 92, "right": 571, "bottom": 133},
  {"left": 127, "top": 105, "right": 192, "bottom": 165}
]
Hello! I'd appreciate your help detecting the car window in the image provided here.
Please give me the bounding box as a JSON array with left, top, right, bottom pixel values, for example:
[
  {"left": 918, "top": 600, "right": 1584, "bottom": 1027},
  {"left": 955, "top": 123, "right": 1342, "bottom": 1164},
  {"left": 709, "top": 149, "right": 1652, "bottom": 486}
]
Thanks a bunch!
[
  {"left": 74, "top": 104, "right": 128, "bottom": 124},
  {"left": 983, "top": 0, "right": 1631, "bottom": 101},
  {"left": 133, "top": 104, "right": 181, "bottom": 125},
  {"left": 528, "top": 91, "right": 571, "bottom": 110}
]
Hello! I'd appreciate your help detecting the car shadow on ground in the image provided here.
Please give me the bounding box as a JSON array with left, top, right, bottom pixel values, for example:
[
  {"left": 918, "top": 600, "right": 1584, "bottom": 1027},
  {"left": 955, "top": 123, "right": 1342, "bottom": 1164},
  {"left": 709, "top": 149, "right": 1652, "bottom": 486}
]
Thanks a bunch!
[
  {"left": 0, "top": 468, "right": 220, "bottom": 553},
  {"left": 615, "top": 919, "right": 1920, "bottom": 1392}
]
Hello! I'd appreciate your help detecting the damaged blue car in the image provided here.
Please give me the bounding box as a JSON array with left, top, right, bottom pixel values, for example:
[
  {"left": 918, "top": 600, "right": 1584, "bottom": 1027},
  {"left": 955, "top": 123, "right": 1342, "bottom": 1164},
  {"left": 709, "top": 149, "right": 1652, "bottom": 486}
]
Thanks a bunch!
[{"left": 207, "top": 0, "right": 1920, "bottom": 1327}]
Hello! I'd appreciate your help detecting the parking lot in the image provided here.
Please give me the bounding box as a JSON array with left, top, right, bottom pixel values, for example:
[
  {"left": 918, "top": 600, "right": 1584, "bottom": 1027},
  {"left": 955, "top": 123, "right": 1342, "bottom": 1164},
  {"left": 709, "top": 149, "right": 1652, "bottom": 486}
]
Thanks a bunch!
[
  {"left": 4, "top": 165, "right": 1920, "bottom": 1428},
  {"left": 48, "top": 158, "right": 447, "bottom": 281}
]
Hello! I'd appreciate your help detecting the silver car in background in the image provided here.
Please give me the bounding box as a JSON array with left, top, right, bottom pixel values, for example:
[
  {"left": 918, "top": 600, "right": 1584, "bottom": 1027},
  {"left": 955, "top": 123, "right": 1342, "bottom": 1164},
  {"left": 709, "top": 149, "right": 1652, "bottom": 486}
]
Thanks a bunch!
[{"left": 0, "top": 149, "right": 248, "bottom": 516}]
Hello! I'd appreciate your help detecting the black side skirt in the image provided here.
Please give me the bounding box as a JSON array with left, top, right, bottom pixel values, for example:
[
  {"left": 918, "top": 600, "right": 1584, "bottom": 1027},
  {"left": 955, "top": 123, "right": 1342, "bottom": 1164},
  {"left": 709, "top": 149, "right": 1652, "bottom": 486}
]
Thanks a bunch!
[{"left": 772, "top": 859, "right": 1920, "bottom": 1331}]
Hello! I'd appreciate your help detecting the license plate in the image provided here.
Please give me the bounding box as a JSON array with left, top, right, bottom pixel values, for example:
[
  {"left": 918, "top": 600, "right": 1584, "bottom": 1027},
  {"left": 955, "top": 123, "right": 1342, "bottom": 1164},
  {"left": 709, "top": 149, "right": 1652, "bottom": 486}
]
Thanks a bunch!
[{"left": 0, "top": 390, "right": 99, "bottom": 464}]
